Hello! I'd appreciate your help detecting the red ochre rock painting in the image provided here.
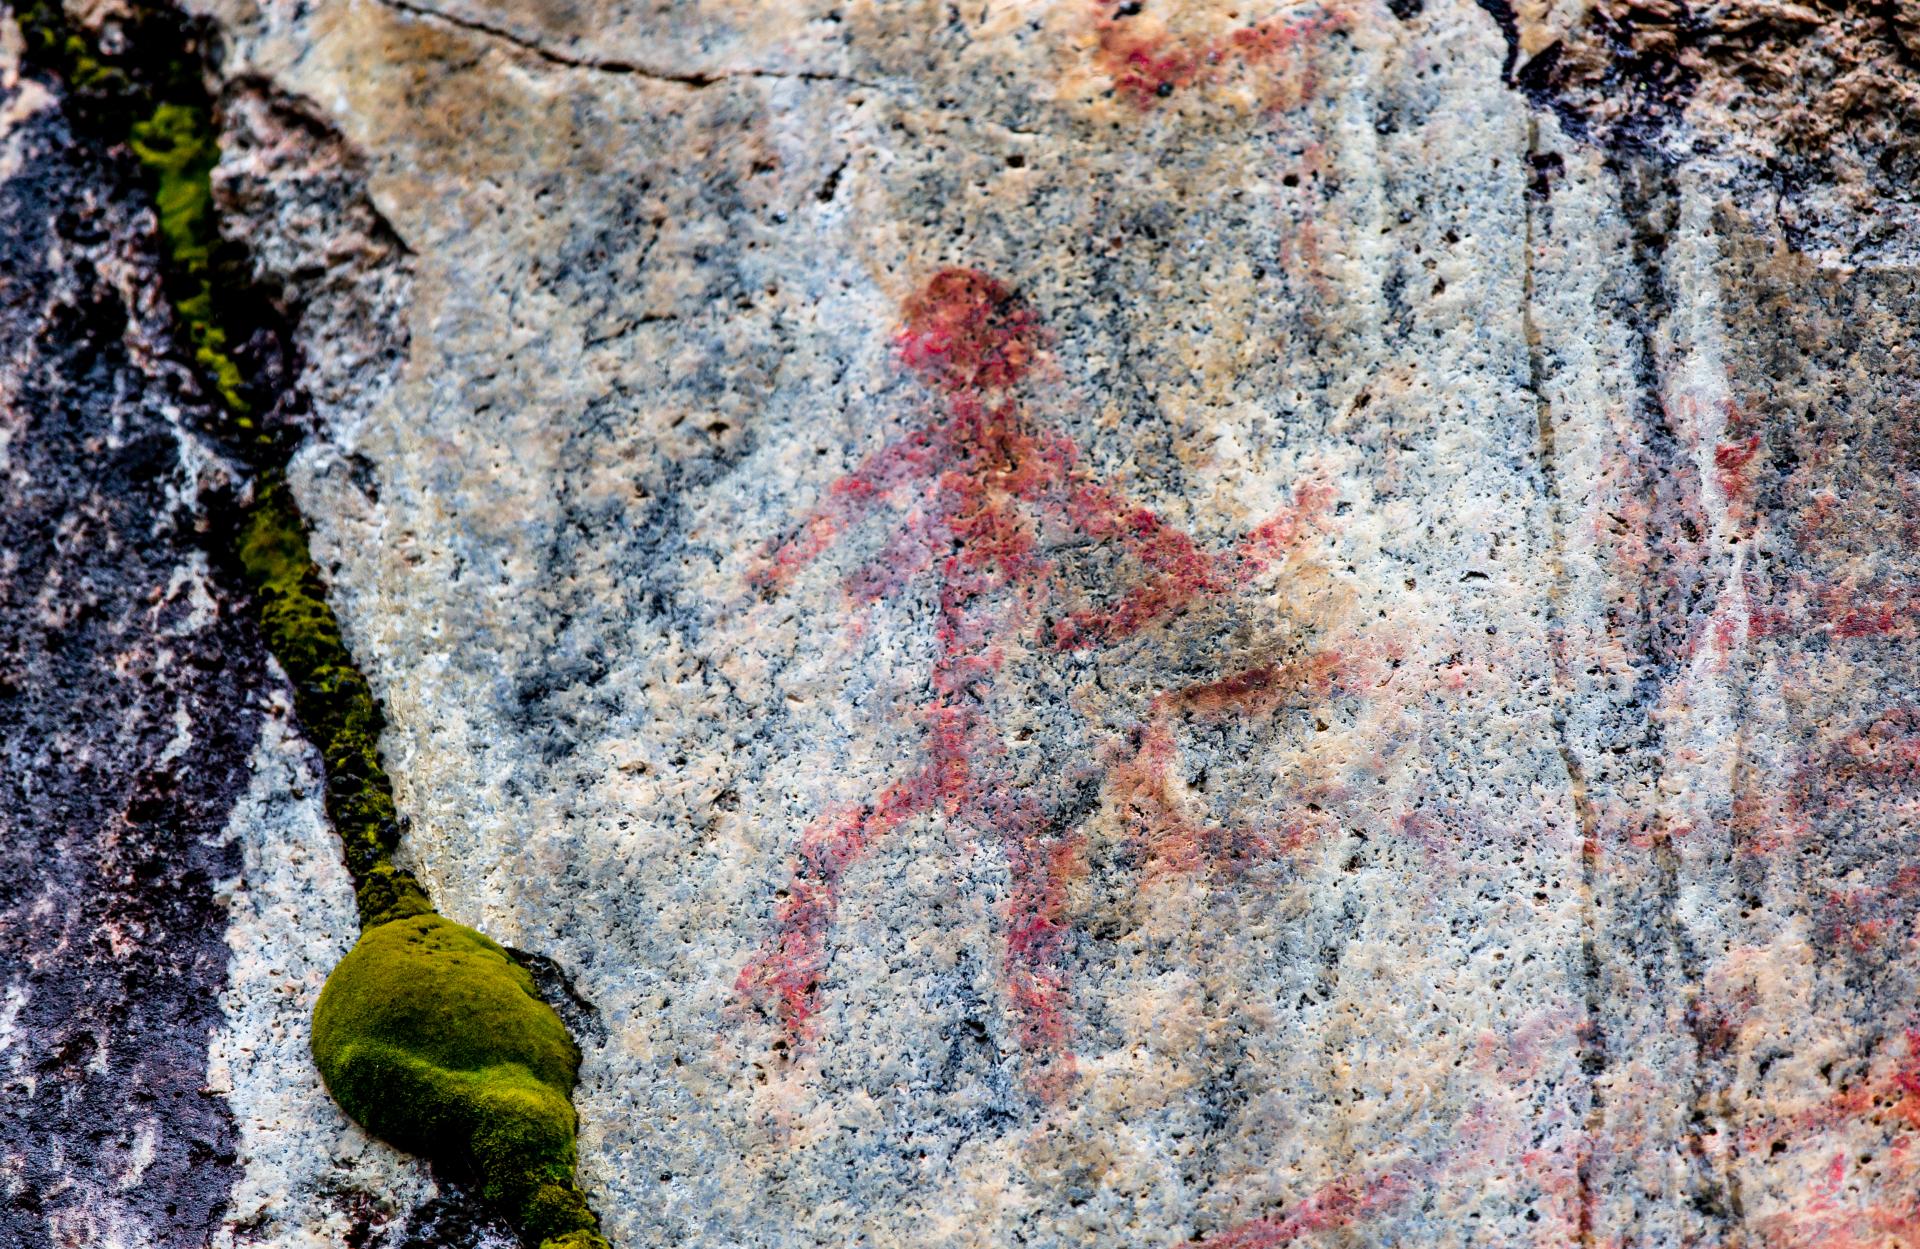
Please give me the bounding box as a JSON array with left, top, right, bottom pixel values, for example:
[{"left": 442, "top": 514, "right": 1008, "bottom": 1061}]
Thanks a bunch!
[
  {"left": 1700, "top": 1026, "right": 1920, "bottom": 1249},
  {"left": 1090, "top": 0, "right": 1349, "bottom": 112},
  {"left": 735, "top": 268, "right": 1346, "bottom": 1101},
  {"left": 1079, "top": 3, "right": 1352, "bottom": 299}
]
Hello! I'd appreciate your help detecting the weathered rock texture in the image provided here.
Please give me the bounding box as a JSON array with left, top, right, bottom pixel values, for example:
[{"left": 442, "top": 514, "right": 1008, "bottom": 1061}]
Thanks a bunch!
[
  {"left": 5, "top": 0, "right": 1920, "bottom": 1244},
  {"left": 0, "top": 24, "right": 512, "bottom": 1249},
  {"left": 0, "top": 65, "right": 258, "bottom": 1246}
]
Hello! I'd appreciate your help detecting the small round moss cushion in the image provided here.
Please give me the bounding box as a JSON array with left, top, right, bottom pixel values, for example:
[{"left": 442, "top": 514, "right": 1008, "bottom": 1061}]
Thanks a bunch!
[{"left": 312, "top": 913, "right": 608, "bottom": 1249}]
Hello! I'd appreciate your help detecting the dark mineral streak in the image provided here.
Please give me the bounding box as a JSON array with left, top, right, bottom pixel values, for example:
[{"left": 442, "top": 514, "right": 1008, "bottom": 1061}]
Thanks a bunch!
[
  {"left": 0, "top": 98, "right": 256, "bottom": 1248},
  {"left": 0, "top": 29, "right": 518, "bottom": 1249}
]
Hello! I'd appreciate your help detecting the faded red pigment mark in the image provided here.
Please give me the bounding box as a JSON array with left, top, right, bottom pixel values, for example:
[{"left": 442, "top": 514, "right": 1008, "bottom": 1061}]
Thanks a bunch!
[
  {"left": 1768, "top": 1203, "right": 1920, "bottom": 1249},
  {"left": 1178, "top": 1106, "right": 1508, "bottom": 1248},
  {"left": 1732, "top": 1031, "right": 1920, "bottom": 1248},
  {"left": 1102, "top": 651, "right": 1354, "bottom": 878},
  {"left": 1826, "top": 863, "right": 1920, "bottom": 951},
  {"left": 1818, "top": 578, "right": 1920, "bottom": 640},
  {"left": 1713, "top": 433, "right": 1762, "bottom": 506},
  {"left": 736, "top": 268, "right": 1335, "bottom": 1098},
  {"left": 1825, "top": 706, "right": 1920, "bottom": 788},
  {"left": 1103, "top": 713, "right": 1327, "bottom": 881},
  {"left": 1731, "top": 700, "right": 1920, "bottom": 862},
  {"left": 1740, "top": 1029, "right": 1920, "bottom": 1155},
  {"left": 1191, "top": 1174, "right": 1410, "bottom": 1249},
  {"left": 1091, "top": 1, "right": 1348, "bottom": 112}
]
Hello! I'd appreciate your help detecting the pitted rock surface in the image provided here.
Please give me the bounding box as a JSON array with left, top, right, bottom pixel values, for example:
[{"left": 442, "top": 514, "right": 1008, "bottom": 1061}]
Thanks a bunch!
[{"left": 6, "top": 0, "right": 1920, "bottom": 1244}]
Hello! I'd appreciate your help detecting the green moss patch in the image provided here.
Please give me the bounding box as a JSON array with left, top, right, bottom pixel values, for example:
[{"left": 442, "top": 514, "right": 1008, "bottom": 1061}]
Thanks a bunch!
[
  {"left": 128, "top": 99, "right": 251, "bottom": 418},
  {"left": 237, "top": 472, "right": 433, "bottom": 926},
  {"left": 17, "top": 0, "right": 260, "bottom": 432},
  {"left": 314, "top": 915, "right": 608, "bottom": 1249}
]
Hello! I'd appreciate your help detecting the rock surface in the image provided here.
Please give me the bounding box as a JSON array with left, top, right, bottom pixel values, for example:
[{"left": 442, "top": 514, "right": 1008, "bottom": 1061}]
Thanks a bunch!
[
  {"left": 0, "top": 23, "right": 510, "bottom": 1249},
  {"left": 0, "top": 65, "right": 257, "bottom": 1245},
  {"left": 5, "top": 0, "right": 1920, "bottom": 1245}
]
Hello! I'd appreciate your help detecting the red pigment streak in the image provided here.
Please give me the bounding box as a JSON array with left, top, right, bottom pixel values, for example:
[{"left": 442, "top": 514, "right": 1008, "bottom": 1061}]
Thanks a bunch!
[
  {"left": 751, "top": 432, "right": 945, "bottom": 595},
  {"left": 1091, "top": 2, "right": 1348, "bottom": 112},
  {"left": 1192, "top": 1175, "right": 1409, "bottom": 1249},
  {"left": 1237, "top": 481, "right": 1338, "bottom": 573},
  {"left": 1819, "top": 579, "right": 1920, "bottom": 640},
  {"left": 1103, "top": 716, "right": 1326, "bottom": 880},
  {"left": 1713, "top": 434, "right": 1761, "bottom": 504},
  {"left": 1101, "top": 653, "right": 1353, "bottom": 878},
  {"left": 1824, "top": 863, "right": 1920, "bottom": 951},
  {"left": 1055, "top": 479, "right": 1333, "bottom": 649},
  {"left": 733, "top": 772, "right": 940, "bottom": 1039},
  {"left": 1178, "top": 649, "right": 1348, "bottom": 718},
  {"left": 1740, "top": 1029, "right": 1920, "bottom": 1156},
  {"left": 737, "top": 267, "right": 1336, "bottom": 1096},
  {"left": 1178, "top": 1108, "right": 1506, "bottom": 1248}
]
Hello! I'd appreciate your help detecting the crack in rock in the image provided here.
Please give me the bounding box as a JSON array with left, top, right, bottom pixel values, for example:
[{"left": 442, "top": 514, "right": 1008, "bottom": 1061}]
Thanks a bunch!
[{"left": 372, "top": 0, "right": 881, "bottom": 90}]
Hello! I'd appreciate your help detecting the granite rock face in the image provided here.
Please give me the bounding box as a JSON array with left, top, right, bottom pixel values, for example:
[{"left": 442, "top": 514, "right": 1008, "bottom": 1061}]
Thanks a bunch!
[{"left": 5, "top": 0, "right": 1920, "bottom": 1245}]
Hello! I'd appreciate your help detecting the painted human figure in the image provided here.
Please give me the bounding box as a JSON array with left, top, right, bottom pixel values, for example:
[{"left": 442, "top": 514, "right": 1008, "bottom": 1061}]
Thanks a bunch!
[{"left": 737, "top": 268, "right": 1347, "bottom": 1099}]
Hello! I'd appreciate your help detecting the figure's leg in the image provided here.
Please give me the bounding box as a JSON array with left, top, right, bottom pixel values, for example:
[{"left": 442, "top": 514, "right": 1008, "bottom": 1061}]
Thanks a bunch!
[
  {"left": 1106, "top": 658, "right": 1342, "bottom": 881},
  {"left": 735, "top": 771, "right": 937, "bottom": 1043},
  {"left": 998, "top": 803, "right": 1086, "bottom": 1101}
]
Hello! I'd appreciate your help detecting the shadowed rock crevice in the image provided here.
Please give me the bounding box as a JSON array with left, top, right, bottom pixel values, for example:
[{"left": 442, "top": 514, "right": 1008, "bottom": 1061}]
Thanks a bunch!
[{"left": 1493, "top": 0, "right": 1920, "bottom": 260}]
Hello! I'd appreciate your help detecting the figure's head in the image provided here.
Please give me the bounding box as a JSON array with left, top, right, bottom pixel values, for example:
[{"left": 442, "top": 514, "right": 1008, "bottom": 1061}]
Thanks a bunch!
[{"left": 897, "top": 268, "right": 1044, "bottom": 393}]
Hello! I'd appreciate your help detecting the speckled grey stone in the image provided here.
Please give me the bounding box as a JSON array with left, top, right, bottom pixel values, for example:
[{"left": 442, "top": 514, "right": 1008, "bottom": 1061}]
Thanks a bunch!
[
  {"left": 0, "top": 54, "right": 255, "bottom": 1249},
  {"left": 193, "top": 0, "right": 1920, "bottom": 1243},
  {"left": 10, "top": 0, "right": 1920, "bottom": 1244},
  {"left": 0, "top": 26, "right": 506, "bottom": 1249}
]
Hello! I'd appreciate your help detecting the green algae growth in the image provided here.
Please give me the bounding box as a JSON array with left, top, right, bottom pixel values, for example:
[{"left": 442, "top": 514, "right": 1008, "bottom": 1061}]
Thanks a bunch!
[{"left": 13, "top": 6, "right": 609, "bottom": 1246}]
